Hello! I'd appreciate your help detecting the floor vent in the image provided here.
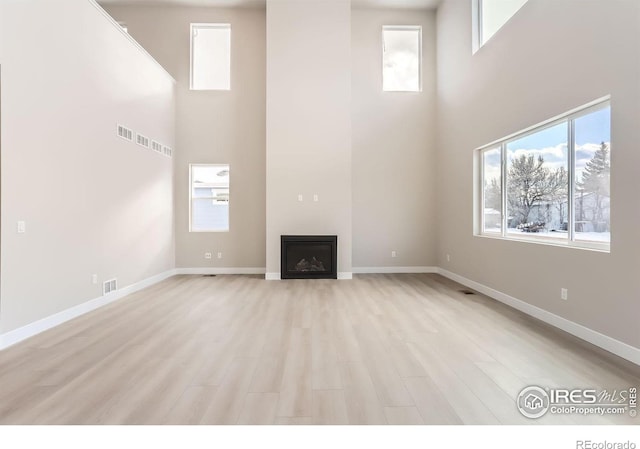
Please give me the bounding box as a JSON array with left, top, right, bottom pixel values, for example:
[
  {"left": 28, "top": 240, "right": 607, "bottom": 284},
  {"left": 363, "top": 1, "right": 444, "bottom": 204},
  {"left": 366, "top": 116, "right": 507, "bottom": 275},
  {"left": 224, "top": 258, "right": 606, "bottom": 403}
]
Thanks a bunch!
[
  {"left": 103, "top": 278, "right": 118, "bottom": 295},
  {"left": 117, "top": 124, "right": 133, "bottom": 141},
  {"left": 459, "top": 289, "right": 476, "bottom": 295}
]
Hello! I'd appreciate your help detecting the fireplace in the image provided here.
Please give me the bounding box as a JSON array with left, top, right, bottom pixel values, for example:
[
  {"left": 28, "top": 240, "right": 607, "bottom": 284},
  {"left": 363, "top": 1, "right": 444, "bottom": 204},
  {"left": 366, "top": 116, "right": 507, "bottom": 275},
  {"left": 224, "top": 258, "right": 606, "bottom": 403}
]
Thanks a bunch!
[{"left": 281, "top": 235, "right": 337, "bottom": 279}]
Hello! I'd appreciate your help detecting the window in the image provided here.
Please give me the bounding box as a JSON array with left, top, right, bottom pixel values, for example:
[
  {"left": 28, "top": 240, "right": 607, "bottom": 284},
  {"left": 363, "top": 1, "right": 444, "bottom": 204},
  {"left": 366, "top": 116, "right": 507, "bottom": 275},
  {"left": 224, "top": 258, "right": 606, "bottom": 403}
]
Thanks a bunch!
[
  {"left": 190, "top": 23, "right": 231, "bottom": 91},
  {"left": 482, "top": 147, "right": 502, "bottom": 234},
  {"left": 382, "top": 26, "right": 421, "bottom": 92},
  {"left": 473, "top": 0, "right": 528, "bottom": 51},
  {"left": 477, "top": 98, "right": 611, "bottom": 250},
  {"left": 190, "top": 164, "right": 230, "bottom": 232}
]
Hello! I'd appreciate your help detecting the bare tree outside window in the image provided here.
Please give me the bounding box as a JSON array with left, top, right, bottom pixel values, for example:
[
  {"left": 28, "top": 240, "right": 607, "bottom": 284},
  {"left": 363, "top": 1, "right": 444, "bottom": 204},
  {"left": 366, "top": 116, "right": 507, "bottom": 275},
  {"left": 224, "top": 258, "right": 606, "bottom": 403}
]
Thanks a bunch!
[{"left": 477, "top": 99, "right": 610, "bottom": 249}]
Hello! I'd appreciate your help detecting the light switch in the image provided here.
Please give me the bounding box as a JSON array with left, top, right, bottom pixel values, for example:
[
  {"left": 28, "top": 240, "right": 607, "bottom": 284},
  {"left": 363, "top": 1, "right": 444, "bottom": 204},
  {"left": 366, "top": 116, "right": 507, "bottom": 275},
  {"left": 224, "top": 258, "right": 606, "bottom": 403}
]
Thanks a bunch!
[
  {"left": 298, "top": 194, "right": 303, "bottom": 202},
  {"left": 313, "top": 194, "right": 319, "bottom": 202}
]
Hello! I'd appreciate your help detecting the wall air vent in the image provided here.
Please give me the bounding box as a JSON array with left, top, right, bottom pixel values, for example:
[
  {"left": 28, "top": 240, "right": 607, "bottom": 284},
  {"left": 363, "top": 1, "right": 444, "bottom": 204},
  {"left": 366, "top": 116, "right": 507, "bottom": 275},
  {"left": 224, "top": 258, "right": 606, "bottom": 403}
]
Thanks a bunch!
[
  {"left": 163, "top": 146, "right": 173, "bottom": 158},
  {"left": 117, "top": 124, "right": 133, "bottom": 141},
  {"left": 103, "top": 278, "right": 118, "bottom": 296},
  {"left": 136, "top": 133, "right": 150, "bottom": 148},
  {"left": 152, "top": 141, "right": 163, "bottom": 153}
]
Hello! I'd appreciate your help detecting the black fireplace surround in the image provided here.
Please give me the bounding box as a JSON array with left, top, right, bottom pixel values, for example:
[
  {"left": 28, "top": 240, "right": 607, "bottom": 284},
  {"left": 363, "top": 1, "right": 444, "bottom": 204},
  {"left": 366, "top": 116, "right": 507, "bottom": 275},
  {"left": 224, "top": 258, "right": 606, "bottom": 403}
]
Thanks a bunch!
[{"left": 281, "top": 235, "right": 337, "bottom": 279}]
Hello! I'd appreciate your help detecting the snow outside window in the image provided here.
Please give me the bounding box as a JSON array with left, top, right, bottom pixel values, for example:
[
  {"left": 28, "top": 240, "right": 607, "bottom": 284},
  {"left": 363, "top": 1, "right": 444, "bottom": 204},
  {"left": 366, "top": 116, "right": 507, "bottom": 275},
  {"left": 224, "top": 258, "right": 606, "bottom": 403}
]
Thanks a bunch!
[{"left": 477, "top": 99, "right": 610, "bottom": 251}]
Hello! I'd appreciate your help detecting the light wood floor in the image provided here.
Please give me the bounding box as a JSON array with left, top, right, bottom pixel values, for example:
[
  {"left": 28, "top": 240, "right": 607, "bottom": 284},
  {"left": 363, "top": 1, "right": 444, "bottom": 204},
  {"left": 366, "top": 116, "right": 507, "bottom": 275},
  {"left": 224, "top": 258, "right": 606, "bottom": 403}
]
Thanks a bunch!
[{"left": 0, "top": 274, "right": 638, "bottom": 425}]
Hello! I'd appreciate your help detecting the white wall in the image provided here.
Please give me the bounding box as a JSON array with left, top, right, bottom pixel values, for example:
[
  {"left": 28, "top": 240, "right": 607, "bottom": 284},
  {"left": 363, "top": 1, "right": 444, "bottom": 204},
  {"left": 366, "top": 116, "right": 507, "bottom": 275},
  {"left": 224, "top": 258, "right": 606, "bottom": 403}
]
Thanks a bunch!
[
  {"left": 0, "top": 0, "right": 176, "bottom": 334},
  {"left": 103, "top": 5, "right": 266, "bottom": 270},
  {"left": 436, "top": 0, "right": 640, "bottom": 349},
  {"left": 352, "top": 8, "right": 436, "bottom": 269},
  {"left": 266, "top": 0, "right": 353, "bottom": 277}
]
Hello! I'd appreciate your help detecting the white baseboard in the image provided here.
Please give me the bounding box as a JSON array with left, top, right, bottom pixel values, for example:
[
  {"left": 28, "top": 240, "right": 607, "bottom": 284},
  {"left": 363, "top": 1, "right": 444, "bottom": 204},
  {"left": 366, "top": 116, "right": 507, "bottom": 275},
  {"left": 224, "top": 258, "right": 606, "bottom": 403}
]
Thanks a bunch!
[
  {"left": 0, "top": 269, "right": 176, "bottom": 351},
  {"left": 437, "top": 268, "right": 640, "bottom": 366},
  {"left": 4, "top": 265, "right": 637, "bottom": 367},
  {"left": 338, "top": 272, "right": 352, "bottom": 280},
  {"left": 353, "top": 266, "right": 438, "bottom": 274},
  {"left": 174, "top": 267, "right": 266, "bottom": 275}
]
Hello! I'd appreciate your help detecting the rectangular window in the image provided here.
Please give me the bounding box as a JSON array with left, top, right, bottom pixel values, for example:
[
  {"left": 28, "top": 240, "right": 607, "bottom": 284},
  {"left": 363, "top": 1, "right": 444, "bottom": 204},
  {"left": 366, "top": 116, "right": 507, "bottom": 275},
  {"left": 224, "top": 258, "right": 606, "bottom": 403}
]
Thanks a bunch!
[
  {"left": 190, "top": 23, "right": 231, "bottom": 91},
  {"left": 574, "top": 107, "right": 611, "bottom": 243},
  {"left": 382, "top": 26, "right": 421, "bottom": 92},
  {"left": 506, "top": 121, "right": 568, "bottom": 238},
  {"left": 477, "top": 98, "right": 611, "bottom": 250},
  {"left": 190, "top": 164, "right": 230, "bottom": 232},
  {"left": 482, "top": 147, "right": 502, "bottom": 234},
  {"left": 473, "top": 0, "right": 528, "bottom": 51}
]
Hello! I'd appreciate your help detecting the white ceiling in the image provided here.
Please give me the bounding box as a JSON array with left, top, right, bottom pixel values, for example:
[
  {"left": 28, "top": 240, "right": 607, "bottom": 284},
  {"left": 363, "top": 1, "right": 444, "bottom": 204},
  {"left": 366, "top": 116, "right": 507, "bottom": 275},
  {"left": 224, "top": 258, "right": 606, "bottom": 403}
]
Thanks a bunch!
[{"left": 98, "top": 0, "right": 442, "bottom": 10}]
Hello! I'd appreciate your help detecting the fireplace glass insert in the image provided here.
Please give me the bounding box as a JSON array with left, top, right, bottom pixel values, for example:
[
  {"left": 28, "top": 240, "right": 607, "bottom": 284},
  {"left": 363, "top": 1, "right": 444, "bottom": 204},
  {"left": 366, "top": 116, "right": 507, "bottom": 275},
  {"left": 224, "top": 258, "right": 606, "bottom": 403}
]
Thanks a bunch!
[{"left": 280, "top": 235, "right": 337, "bottom": 279}]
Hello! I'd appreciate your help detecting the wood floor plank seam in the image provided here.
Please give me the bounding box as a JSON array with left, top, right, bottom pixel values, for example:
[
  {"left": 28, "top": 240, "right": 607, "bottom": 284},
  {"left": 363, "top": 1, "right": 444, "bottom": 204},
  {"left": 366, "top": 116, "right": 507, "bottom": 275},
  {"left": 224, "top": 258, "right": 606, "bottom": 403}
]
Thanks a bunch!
[{"left": 0, "top": 274, "right": 638, "bottom": 425}]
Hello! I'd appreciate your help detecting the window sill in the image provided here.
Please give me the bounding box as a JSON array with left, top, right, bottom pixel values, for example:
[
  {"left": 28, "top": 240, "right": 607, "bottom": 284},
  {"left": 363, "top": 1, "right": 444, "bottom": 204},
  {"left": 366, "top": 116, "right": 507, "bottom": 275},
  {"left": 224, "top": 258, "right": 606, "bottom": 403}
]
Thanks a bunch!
[
  {"left": 189, "top": 230, "right": 230, "bottom": 233},
  {"left": 189, "top": 87, "right": 231, "bottom": 92},
  {"left": 474, "top": 232, "right": 610, "bottom": 253}
]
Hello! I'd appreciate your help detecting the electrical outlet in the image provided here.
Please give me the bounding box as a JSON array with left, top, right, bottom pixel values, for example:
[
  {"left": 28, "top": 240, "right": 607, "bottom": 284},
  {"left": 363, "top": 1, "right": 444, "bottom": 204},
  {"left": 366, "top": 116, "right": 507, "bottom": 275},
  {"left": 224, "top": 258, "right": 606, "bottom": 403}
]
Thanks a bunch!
[
  {"left": 204, "top": 252, "right": 212, "bottom": 260},
  {"left": 446, "top": 254, "right": 451, "bottom": 262},
  {"left": 17, "top": 221, "right": 26, "bottom": 234},
  {"left": 313, "top": 194, "right": 319, "bottom": 202},
  {"left": 297, "top": 194, "right": 303, "bottom": 202},
  {"left": 561, "top": 288, "right": 568, "bottom": 301},
  {"left": 391, "top": 251, "right": 397, "bottom": 258},
  {"left": 217, "top": 252, "right": 223, "bottom": 259},
  {"left": 92, "top": 274, "right": 98, "bottom": 285}
]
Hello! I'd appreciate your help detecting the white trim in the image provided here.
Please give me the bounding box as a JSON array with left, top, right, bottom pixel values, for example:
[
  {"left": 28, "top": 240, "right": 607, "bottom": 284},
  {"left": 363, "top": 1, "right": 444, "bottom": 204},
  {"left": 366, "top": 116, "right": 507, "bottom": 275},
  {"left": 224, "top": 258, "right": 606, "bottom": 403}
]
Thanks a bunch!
[
  {"left": 338, "top": 272, "right": 353, "bottom": 280},
  {"left": 353, "top": 266, "right": 438, "bottom": 274},
  {"left": 87, "top": 0, "right": 175, "bottom": 84},
  {"left": 175, "top": 267, "right": 265, "bottom": 275},
  {"left": 3, "top": 265, "right": 636, "bottom": 367},
  {"left": 0, "top": 269, "right": 176, "bottom": 351},
  {"left": 471, "top": 0, "right": 481, "bottom": 54},
  {"left": 437, "top": 268, "right": 640, "bottom": 366}
]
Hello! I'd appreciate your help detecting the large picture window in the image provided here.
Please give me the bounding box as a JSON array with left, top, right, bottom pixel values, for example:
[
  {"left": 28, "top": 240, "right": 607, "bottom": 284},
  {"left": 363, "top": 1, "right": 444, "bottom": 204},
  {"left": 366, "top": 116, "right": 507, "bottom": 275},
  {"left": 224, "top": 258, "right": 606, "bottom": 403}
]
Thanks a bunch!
[
  {"left": 477, "top": 99, "right": 610, "bottom": 250},
  {"left": 190, "top": 164, "right": 230, "bottom": 232}
]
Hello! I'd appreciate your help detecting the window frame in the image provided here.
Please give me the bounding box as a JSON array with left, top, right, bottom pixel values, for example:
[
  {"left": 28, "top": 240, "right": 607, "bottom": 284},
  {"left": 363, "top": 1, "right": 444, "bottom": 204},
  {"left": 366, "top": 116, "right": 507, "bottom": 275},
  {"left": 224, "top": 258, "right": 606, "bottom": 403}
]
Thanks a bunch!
[
  {"left": 189, "top": 23, "right": 231, "bottom": 91},
  {"left": 480, "top": 146, "right": 503, "bottom": 235},
  {"left": 189, "top": 163, "right": 230, "bottom": 233},
  {"left": 476, "top": 97, "right": 611, "bottom": 252},
  {"left": 381, "top": 25, "right": 422, "bottom": 93},
  {"left": 472, "top": 0, "right": 529, "bottom": 53}
]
